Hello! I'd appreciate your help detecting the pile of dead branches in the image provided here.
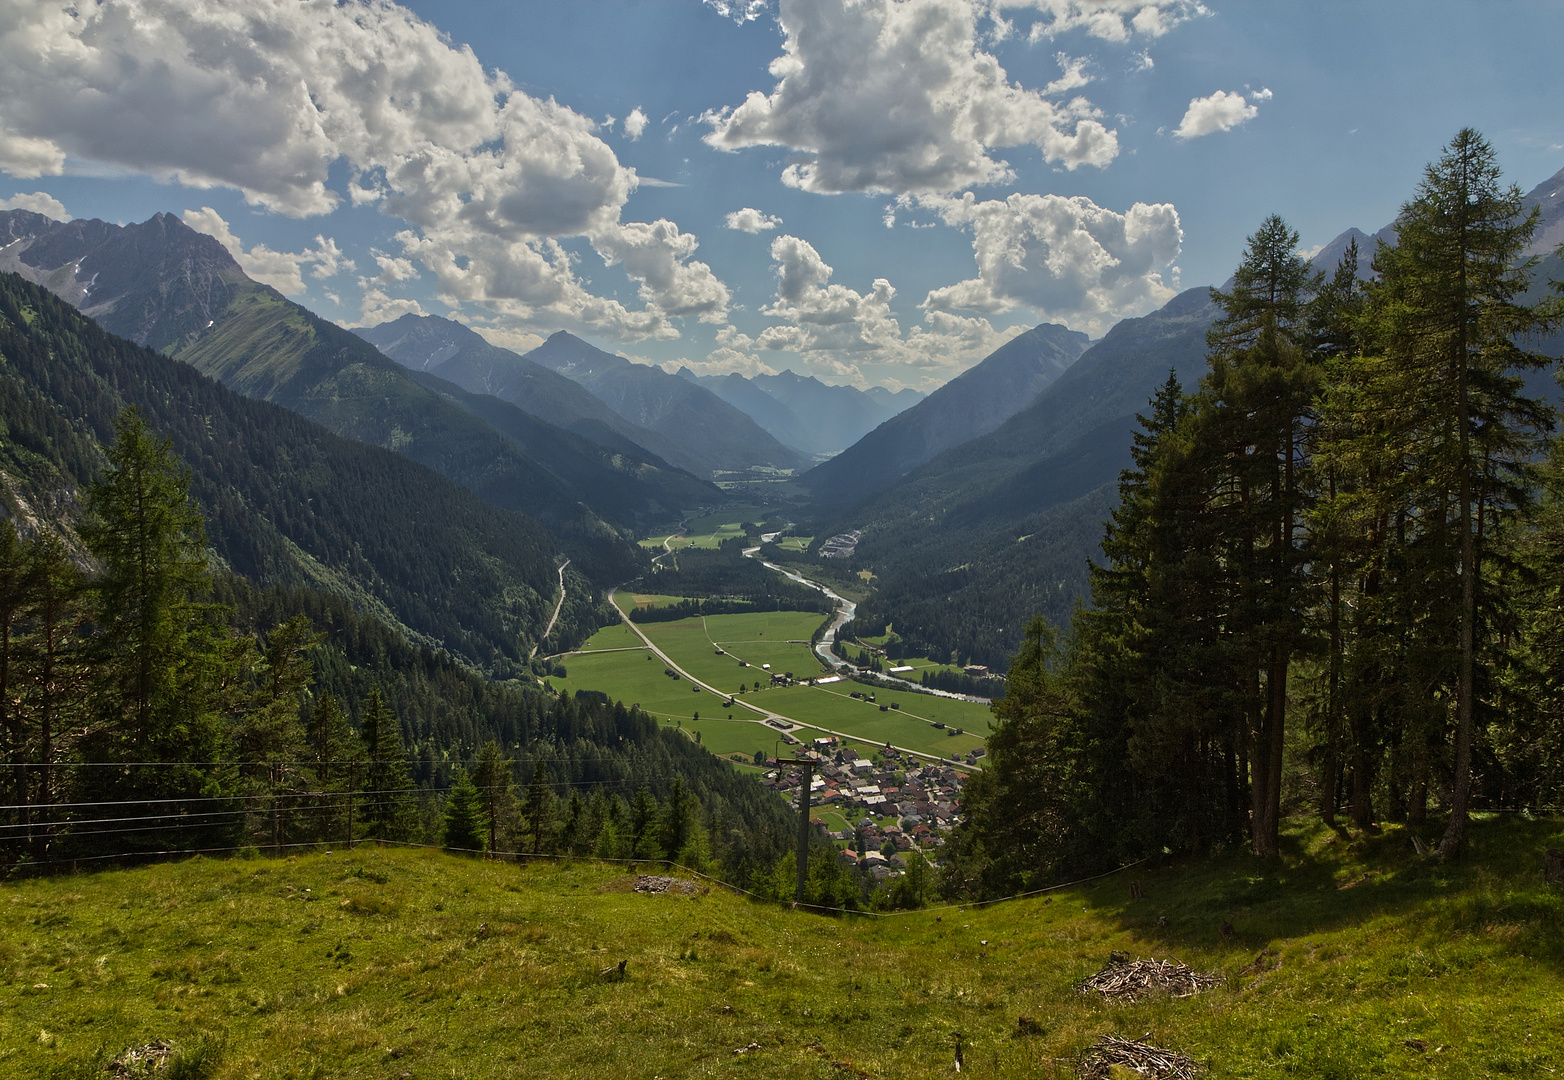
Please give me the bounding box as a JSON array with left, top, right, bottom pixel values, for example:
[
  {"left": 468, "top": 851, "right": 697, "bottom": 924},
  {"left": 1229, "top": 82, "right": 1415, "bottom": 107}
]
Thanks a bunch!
[
  {"left": 1078, "top": 1035, "right": 1201, "bottom": 1079},
  {"left": 1078, "top": 956, "right": 1219, "bottom": 1002},
  {"left": 632, "top": 874, "right": 701, "bottom": 895},
  {"left": 108, "top": 1040, "right": 174, "bottom": 1078}
]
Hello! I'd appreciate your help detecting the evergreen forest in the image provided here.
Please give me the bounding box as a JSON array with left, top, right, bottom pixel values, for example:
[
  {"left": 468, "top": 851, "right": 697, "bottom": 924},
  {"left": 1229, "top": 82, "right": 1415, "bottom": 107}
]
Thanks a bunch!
[{"left": 949, "top": 130, "right": 1564, "bottom": 895}]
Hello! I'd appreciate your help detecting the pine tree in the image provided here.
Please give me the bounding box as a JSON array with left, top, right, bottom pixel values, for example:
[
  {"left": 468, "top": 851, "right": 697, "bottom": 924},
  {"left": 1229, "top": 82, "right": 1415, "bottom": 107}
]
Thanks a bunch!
[
  {"left": 1198, "top": 214, "right": 1321, "bottom": 857},
  {"left": 359, "top": 689, "right": 415, "bottom": 841},
  {"left": 520, "top": 760, "right": 557, "bottom": 855},
  {"left": 72, "top": 409, "right": 243, "bottom": 857},
  {"left": 304, "top": 692, "right": 362, "bottom": 843},
  {"left": 471, "top": 740, "right": 515, "bottom": 853},
  {"left": 1371, "top": 129, "right": 1554, "bottom": 856},
  {"left": 16, "top": 534, "right": 90, "bottom": 859},
  {"left": 232, "top": 615, "right": 320, "bottom": 851},
  {"left": 442, "top": 768, "right": 489, "bottom": 853}
]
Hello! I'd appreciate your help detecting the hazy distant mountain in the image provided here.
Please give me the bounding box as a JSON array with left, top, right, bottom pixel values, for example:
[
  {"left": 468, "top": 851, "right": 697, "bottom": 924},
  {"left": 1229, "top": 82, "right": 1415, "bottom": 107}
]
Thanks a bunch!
[
  {"left": 356, "top": 313, "right": 692, "bottom": 465},
  {"left": 801, "top": 322, "right": 1090, "bottom": 505},
  {"left": 525, "top": 331, "right": 812, "bottom": 477},
  {"left": 1522, "top": 163, "right": 1564, "bottom": 256},
  {"left": 677, "top": 367, "right": 922, "bottom": 457}
]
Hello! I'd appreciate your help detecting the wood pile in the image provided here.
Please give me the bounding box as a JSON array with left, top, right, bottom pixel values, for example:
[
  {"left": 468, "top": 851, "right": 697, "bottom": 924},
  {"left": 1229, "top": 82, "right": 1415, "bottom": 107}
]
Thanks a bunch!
[
  {"left": 1078, "top": 1035, "right": 1201, "bottom": 1079},
  {"left": 109, "top": 1040, "right": 174, "bottom": 1078},
  {"left": 1078, "top": 956, "right": 1219, "bottom": 1001}
]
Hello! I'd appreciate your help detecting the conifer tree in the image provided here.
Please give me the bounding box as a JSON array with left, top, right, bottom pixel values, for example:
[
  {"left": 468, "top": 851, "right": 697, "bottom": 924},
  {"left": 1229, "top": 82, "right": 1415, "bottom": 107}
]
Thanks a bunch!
[
  {"left": 1370, "top": 129, "right": 1554, "bottom": 855},
  {"left": 520, "top": 760, "right": 557, "bottom": 854},
  {"left": 442, "top": 768, "right": 489, "bottom": 853},
  {"left": 471, "top": 740, "right": 516, "bottom": 853},
  {"left": 73, "top": 409, "right": 242, "bottom": 856},
  {"left": 359, "top": 689, "right": 415, "bottom": 840},
  {"left": 232, "top": 615, "right": 320, "bottom": 851},
  {"left": 304, "top": 693, "right": 361, "bottom": 843},
  {"left": 17, "top": 534, "right": 90, "bottom": 858}
]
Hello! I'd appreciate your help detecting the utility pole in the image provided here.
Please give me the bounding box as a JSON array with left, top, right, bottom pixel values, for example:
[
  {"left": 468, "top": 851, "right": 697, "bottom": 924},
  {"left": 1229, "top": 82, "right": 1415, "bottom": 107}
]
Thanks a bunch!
[{"left": 782, "top": 756, "right": 815, "bottom": 904}]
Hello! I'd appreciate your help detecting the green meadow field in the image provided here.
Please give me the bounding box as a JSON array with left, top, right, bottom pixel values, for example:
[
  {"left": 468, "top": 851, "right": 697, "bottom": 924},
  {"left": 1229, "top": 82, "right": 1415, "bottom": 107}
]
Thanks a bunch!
[{"left": 5, "top": 816, "right": 1560, "bottom": 1079}]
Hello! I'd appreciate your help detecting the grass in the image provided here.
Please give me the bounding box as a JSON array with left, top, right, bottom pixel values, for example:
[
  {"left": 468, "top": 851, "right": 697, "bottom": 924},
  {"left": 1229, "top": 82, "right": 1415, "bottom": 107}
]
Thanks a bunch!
[
  {"left": 5, "top": 815, "right": 1562, "bottom": 1078},
  {"left": 553, "top": 610, "right": 990, "bottom": 762}
]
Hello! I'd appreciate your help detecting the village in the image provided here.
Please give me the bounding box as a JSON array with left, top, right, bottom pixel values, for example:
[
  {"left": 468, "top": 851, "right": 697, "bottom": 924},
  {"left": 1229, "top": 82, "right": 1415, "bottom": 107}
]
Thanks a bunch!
[{"left": 759, "top": 736, "right": 965, "bottom": 883}]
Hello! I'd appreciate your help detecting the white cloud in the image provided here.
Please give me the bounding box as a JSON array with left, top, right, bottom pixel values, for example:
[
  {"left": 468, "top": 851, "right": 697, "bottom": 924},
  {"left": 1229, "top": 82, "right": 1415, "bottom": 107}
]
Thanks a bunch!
[
  {"left": 1173, "top": 89, "right": 1262, "bottom": 139},
  {"left": 0, "top": 190, "right": 68, "bottom": 219},
  {"left": 467, "top": 322, "right": 546, "bottom": 355},
  {"left": 702, "top": 0, "right": 1118, "bottom": 196},
  {"left": 703, "top": 0, "right": 771, "bottom": 22},
  {"left": 691, "top": 234, "right": 1026, "bottom": 387},
  {"left": 357, "top": 284, "right": 426, "bottom": 327},
  {"left": 0, "top": 0, "right": 729, "bottom": 343},
  {"left": 1249, "top": 86, "right": 1273, "bottom": 102},
  {"left": 182, "top": 207, "right": 353, "bottom": 296},
  {"left": 1007, "top": 0, "right": 1207, "bottom": 43},
  {"left": 724, "top": 207, "right": 783, "bottom": 233},
  {"left": 624, "top": 107, "right": 650, "bottom": 141},
  {"left": 920, "top": 191, "right": 1181, "bottom": 333},
  {"left": 373, "top": 253, "right": 420, "bottom": 283}
]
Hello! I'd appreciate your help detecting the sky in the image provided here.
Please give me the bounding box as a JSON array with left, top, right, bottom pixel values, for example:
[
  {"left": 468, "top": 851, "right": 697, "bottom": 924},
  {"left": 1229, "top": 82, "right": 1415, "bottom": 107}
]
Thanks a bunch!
[{"left": 1, "top": 0, "right": 1561, "bottom": 391}]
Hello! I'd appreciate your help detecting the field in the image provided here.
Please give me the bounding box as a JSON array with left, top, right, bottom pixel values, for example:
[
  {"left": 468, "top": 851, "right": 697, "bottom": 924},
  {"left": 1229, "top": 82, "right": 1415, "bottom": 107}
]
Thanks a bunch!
[
  {"left": 5, "top": 816, "right": 1561, "bottom": 1078},
  {"left": 556, "top": 608, "right": 992, "bottom": 762}
]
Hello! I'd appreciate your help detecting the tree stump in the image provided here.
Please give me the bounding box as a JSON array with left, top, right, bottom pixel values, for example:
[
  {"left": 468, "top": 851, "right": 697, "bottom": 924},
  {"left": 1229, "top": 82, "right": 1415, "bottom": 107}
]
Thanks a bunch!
[{"left": 1546, "top": 849, "right": 1564, "bottom": 890}]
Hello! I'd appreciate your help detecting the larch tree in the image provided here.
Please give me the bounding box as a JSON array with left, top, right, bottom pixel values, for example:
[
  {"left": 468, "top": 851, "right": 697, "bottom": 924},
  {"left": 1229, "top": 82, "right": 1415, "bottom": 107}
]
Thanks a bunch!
[{"left": 1371, "top": 129, "right": 1554, "bottom": 857}]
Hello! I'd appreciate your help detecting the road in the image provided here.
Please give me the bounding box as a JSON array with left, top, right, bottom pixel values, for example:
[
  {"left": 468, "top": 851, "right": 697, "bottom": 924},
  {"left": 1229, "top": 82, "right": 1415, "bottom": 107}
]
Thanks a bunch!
[
  {"left": 604, "top": 586, "right": 973, "bottom": 771},
  {"left": 529, "top": 558, "right": 570, "bottom": 659}
]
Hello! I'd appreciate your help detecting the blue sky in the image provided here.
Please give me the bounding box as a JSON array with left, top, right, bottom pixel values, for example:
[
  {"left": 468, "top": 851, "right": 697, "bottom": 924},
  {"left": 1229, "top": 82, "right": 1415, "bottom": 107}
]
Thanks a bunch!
[{"left": 2, "top": 0, "right": 1561, "bottom": 389}]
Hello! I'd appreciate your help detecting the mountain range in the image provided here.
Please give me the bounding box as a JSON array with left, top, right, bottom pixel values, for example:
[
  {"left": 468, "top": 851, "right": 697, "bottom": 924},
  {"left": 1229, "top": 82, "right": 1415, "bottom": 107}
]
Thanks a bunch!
[
  {"left": 675, "top": 366, "right": 923, "bottom": 458},
  {"left": 0, "top": 272, "right": 586, "bottom": 669},
  {"left": 800, "top": 322, "right": 1091, "bottom": 506},
  {"left": 0, "top": 210, "right": 713, "bottom": 563}
]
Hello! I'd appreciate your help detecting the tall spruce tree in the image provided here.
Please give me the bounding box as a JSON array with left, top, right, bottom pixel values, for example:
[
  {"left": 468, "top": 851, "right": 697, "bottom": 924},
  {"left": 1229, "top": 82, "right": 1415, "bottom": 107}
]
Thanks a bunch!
[
  {"left": 359, "top": 689, "right": 415, "bottom": 840},
  {"left": 1197, "top": 214, "right": 1320, "bottom": 857},
  {"left": 1370, "top": 129, "right": 1554, "bottom": 856},
  {"left": 442, "top": 768, "right": 489, "bottom": 853},
  {"left": 73, "top": 409, "right": 243, "bottom": 857},
  {"left": 471, "top": 740, "right": 515, "bottom": 853}
]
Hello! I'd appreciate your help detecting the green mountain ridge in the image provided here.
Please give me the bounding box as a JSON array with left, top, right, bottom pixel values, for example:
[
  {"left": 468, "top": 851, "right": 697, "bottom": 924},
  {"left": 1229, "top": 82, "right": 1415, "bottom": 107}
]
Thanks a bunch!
[{"left": 0, "top": 272, "right": 589, "bottom": 669}]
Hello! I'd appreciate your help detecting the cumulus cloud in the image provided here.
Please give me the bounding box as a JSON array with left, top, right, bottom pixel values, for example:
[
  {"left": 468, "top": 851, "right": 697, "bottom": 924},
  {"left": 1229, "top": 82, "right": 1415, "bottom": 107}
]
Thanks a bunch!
[
  {"left": 1007, "top": 0, "right": 1208, "bottom": 43},
  {"left": 0, "top": 0, "right": 728, "bottom": 342},
  {"left": 703, "top": 0, "right": 770, "bottom": 21},
  {"left": 357, "top": 284, "right": 426, "bottom": 327},
  {"left": 920, "top": 191, "right": 1181, "bottom": 333},
  {"left": 468, "top": 322, "right": 547, "bottom": 356},
  {"left": 623, "top": 107, "right": 650, "bottom": 141},
  {"left": 182, "top": 207, "right": 353, "bottom": 296},
  {"left": 695, "top": 234, "right": 1025, "bottom": 387},
  {"left": 1173, "top": 89, "right": 1262, "bottom": 139},
  {"left": 702, "top": 0, "right": 1118, "bottom": 196},
  {"left": 373, "top": 253, "right": 420, "bottom": 283},
  {"left": 724, "top": 207, "right": 783, "bottom": 233},
  {"left": 0, "top": 190, "right": 68, "bottom": 219}
]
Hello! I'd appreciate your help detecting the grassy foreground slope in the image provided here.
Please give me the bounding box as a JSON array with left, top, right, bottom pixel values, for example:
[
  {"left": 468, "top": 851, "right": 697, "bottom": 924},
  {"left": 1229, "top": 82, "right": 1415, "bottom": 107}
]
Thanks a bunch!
[{"left": 5, "top": 816, "right": 1561, "bottom": 1079}]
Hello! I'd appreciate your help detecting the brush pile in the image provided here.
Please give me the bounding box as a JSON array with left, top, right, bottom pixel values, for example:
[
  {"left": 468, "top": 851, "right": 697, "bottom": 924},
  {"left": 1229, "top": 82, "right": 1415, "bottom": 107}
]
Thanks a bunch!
[
  {"left": 109, "top": 1041, "right": 174, "bottom": 1078},
  {"left": 632, "top": 874, "right": 701, "bottom": 895},
  {"left": 1078, "top": 956, "right": 1219, "bottom": 1001},
  {"left": 1078, "top": 1035, "right": 1201, "bottom": 1079}
]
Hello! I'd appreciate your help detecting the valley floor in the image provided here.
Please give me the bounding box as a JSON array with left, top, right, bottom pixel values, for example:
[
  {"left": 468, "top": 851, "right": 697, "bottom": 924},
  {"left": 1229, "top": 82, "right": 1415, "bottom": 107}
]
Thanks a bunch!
[{"left": 4, "top": 815, "right": 1561, "bottom": 1078}]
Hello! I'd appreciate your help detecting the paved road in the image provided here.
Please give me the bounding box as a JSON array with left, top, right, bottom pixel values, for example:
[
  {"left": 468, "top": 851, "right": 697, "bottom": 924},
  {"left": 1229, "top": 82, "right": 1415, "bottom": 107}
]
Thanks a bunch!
[{"left": 604, "top": 587, "right": 972, "bottom": 771}]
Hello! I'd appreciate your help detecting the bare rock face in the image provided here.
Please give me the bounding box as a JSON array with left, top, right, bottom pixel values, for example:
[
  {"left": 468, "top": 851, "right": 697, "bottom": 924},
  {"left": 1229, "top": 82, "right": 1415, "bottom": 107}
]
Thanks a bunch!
[{"left": 0, "top": 210, "right": 248, "bottom": 354}]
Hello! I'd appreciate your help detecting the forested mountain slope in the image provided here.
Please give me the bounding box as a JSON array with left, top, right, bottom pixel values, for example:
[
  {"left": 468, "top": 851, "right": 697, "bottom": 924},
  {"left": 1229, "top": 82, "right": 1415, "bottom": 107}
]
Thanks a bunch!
[
  {"left": 824, "top": 289, "right": 1215, "bottom": 669},
  {"left": 356, "top": 312, "right": 696, "bottom": 467},
  {"left": 0, "top": 272, "right": 592, "bottom": 670},
  {"left": 524, "top": 331, "right": 813, "bottom": 477},
  {"left": 801, "top": 322, "right": 1090, "bottom": 505},
  {"left": 0, "top": 211, "right": 656, "bottom": 581}
]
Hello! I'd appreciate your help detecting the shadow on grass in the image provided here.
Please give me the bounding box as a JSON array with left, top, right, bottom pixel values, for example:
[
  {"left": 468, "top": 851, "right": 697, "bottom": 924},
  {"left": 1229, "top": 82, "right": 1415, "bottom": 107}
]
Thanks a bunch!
[{"left": 1084, "top": 813, "right": 1564, "bottom": 965}]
